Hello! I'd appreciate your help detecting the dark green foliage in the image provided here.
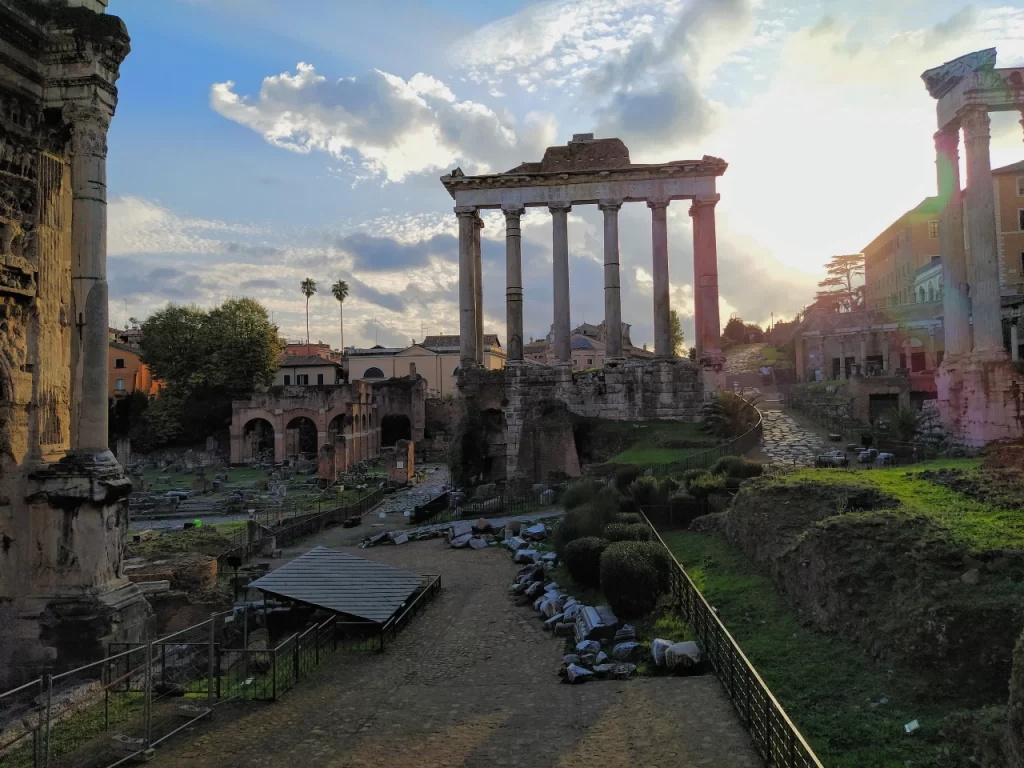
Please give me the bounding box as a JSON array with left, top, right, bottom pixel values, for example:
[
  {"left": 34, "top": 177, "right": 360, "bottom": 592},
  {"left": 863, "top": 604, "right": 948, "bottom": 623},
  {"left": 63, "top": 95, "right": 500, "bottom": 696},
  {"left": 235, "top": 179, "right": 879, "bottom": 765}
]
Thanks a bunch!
[
  {"left": 680, "top": 468, "right": 707, "bottom": 488},
  {"left": 725, "top": 477, "right": 744, "bottom": 491},
  {"left": 710, "top": 456, "right": 764, "bottom": 479},
  {"left": 687, "top": 472, "right": 728, "bottom": 500},
  {"left": 604, "top": 523, "right": 652, "bottom": 542},
  {"left": 668, "top": 491, "right": 704, "bottom": 527},
  {"left": 700, "top": 392, "right": 761, "bottom": 438},
  {"left": 628, "top": 475, "right": 662, "bottom": 507},
  {"left": 561, "top": 480, "right": 604, "bottom": 510},
  {"left": 564, "top": 536, "right": 609, "bottom": 588},
  {"left": 600, "top": 541, "right": 672, "bottom": 617},
  {"left": 616, "top": 513, "right": 643, "bottom": 525},
  {"left": 554, "top": 504, "right": 606, "bottom": 555},
  {"left": 614, "top": 465, "right": 644, "bottom": 490}
]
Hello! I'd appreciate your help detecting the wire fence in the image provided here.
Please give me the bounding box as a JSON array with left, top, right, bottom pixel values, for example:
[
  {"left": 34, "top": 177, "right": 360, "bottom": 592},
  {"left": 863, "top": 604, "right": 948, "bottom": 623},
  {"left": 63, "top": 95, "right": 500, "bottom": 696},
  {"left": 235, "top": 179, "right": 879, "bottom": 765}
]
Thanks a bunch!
[
  {"left": 639, "top": 510, "right": 824, "bottom": 768},
  {"left": 0, "top": 575, "right": 442, "bottom": 768}
]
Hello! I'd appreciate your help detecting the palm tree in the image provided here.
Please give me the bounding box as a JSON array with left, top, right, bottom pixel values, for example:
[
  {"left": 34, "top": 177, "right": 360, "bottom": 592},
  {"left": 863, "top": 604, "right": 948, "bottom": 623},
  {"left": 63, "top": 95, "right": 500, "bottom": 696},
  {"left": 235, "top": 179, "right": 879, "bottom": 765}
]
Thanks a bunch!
[
  {"left": 300, "top": 278, "right": 317, "bottom": 345},
  {"left": 700, "top": 392, "right": 762, "bottom": 438},
  {"left": 331, "top": 279, "right": 350, "bottom": 351}
]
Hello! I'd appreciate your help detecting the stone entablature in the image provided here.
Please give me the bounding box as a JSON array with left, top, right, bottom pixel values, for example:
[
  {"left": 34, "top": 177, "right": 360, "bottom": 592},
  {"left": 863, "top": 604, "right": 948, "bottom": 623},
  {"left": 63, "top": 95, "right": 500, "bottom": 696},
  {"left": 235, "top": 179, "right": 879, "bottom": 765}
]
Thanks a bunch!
[{"left": 440, "top": 134, "right": 728, "bottom": 371}]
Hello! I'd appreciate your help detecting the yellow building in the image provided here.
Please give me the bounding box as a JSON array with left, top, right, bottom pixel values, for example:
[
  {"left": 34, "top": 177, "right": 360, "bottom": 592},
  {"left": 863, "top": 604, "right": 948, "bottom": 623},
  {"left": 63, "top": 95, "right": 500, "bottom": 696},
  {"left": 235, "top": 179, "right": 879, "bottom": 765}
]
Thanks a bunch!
[
  {"left": 864, "top": 197, "right": 942, "bottom": 310},
  {"left": 346, "top": 335, "right": 506, "bottom": 398},
  {"left": 993, "top": 159, "right": 1024, "bottom": 298}
]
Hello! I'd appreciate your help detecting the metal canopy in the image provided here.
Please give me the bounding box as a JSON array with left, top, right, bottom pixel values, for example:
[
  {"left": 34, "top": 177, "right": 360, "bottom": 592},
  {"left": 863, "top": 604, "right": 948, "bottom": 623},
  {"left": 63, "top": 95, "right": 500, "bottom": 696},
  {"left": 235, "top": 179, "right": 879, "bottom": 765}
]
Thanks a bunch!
[{"left": 248, "top": 546, "right": 425, "bottom": 624}]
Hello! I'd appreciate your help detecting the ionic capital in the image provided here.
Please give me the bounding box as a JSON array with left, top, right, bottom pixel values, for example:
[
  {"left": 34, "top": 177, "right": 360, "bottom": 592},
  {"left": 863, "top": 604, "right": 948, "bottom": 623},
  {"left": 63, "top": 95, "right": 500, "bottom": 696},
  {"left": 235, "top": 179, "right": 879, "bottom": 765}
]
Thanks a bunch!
[
  {"left": 961, "top": 106, "right": 991, "bottom": 141},
  {"left": 454, "top": 205, "right": 477, "bottom": 218},
  {"left": 598, "top": 199, "right": 623, "bottom": 212},
  {"left": 548, "top": 202, "right": 572, "bottom": 213},
  {"left": 646, "top": 197, "right": 669, "bottom": 211},
  {"left": 501, "top": 204, "right": 525, "bottom": 219}
]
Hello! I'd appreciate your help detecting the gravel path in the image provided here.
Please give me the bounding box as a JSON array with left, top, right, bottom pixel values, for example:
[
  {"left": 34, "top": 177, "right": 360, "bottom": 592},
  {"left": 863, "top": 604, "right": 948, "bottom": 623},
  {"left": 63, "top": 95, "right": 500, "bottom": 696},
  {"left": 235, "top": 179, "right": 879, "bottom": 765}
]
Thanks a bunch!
[{"left": 148, "top": 540, "right": 761, "bottom": 768}]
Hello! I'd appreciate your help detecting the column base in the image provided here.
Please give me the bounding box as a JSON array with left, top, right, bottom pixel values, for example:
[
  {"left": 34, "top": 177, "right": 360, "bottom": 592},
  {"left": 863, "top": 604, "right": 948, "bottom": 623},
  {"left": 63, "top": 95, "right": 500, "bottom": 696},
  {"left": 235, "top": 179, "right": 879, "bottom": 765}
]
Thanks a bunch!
[{"left": 936, "top": 351, "right": 1024, "bottom": 447}]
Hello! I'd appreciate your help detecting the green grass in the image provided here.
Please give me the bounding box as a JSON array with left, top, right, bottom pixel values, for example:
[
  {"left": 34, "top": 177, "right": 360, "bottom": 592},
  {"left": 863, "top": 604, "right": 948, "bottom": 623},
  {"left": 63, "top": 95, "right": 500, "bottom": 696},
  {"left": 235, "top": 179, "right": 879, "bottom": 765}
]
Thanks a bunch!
[
  {"left": 601, "top": 420, "right": 720, "bottom": 465},
  {"left": 663, "top": 528, "right": 980, "bottom": 768},
  {"left": 784, "top": 459, "right": 1024, "bottom": 551},
  {"left": 757, "top": 346, "right": 791, "bottom": 369}
]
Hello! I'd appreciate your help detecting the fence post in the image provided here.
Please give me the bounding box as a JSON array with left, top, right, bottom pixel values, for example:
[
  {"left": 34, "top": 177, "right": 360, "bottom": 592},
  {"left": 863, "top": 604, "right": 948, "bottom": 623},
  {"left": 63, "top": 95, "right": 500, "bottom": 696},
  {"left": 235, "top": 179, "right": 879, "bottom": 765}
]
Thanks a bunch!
[
  {"left": 293, "top": 636, "right": 300, "bottom": 681},
  {"left": 43, "top": 673, "right": 52, "bottom": 767},
  {"left": 272, "top": 648, "right": 277, "bottom": 701},
  {"left": 207, "top": 612, "right": 216, "bottom": 703},
  {"left": 144, "top": 641, "right": 153, "bottom": 749}
]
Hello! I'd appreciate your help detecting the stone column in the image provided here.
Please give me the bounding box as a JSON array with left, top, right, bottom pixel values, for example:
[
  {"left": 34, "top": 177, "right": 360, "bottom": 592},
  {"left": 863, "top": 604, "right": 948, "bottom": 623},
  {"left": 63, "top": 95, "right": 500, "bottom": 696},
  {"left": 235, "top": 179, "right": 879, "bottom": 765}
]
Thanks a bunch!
[
  {"left": 599, "top": 200, "right": 623, "bottom": 360},
  {"left": 881, "top": 333, "right": 891, "bottom": 373},
  {"left": 503, "top": 205, "right": 525, "bottom": 363},
  {"left": 1012, "top": 323, "right": 1020, "bottom": 362},
  {"left": 455, "top": 206, "right": 477, "bottom": 367},
  {"left": 550, "top": 202, "right": 572, "bottom": 364},
  {"left": 934, "top": 129, "right": 966, "bottom": 350},
  {"left": 67, "top": 107, "right": 114, "bottom": 456},
  {"left": 859, "top": 336, "right": 868, "bottom": 376},
  {"left": 962, "top": 107, "right": 1003, "bottom": 356},
  {"left": 927, "top": 328, "right": 938, "bottom": 369},
  {"left": 473, "top": 213, "right": 484, "bottom": 364},
  {"left": 690, "top": 205, "right": 704, "bottom": 359},
  {"left": 691, "top": 196, "right": 723, "bottom": 364},
  {"left": 838, "top": 338, "right": 847, "bottom": 379},
  {"left": 903, "top": 337, "right": 913, "bottom": 371},
  {"left": 648, "top": 198, "right": 672, "bottom": 357}
]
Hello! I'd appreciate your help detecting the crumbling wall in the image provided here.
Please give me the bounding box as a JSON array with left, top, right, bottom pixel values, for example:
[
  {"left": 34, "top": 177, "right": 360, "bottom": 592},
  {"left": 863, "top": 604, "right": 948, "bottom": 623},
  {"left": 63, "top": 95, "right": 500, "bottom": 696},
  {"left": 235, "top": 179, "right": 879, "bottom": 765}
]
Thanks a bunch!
[{"left": 938, "top": 357, "right": 1024, "bottom": 447}]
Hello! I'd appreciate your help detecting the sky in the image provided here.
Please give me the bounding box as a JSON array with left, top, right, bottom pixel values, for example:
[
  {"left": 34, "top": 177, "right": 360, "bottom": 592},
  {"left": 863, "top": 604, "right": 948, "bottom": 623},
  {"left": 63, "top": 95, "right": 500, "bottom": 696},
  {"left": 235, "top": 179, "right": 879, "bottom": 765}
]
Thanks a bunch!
[{"left": 105, "top": 0, "right": 1024, "bottom": 351}]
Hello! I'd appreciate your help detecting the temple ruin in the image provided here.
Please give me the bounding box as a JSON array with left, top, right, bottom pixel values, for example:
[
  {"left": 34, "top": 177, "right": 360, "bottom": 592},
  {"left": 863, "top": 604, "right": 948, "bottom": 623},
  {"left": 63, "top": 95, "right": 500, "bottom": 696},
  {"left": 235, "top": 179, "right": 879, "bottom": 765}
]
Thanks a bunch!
[
  {"left": 923, "top": 49, "right": 1024, "bottom": 445},
  {"left": 0, "top": 0, "right": 151, "bottom": 687},
  {"left": 441, "top": 136, "right": 727, "bottom": 479}
]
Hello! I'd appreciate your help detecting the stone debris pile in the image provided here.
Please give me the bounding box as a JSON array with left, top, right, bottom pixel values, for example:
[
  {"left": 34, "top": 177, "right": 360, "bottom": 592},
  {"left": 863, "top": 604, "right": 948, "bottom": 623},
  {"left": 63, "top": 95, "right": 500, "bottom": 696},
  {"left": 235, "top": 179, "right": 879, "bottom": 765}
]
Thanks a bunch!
[{"left": 360, "top": 515, "right": 555, "bottom": 550}]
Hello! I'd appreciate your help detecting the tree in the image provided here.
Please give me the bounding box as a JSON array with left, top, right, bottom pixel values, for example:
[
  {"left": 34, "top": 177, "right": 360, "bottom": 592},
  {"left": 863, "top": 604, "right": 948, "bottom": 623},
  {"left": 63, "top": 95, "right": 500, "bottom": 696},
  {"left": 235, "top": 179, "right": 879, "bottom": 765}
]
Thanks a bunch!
[
  {"left": 138, "top": 305, "right": 207, "bottom": 387},
  {"left": 815, "top": 254, "right": 865, "bottom": 313},
  {"left": 700, "top": 392, "right": 762, "bottom": 438},
  {"left": 723, "top": 316, "right": 747, "bottom": 345},
  {"left": 331, "top": 279, "right": 350, "bottom": 351},
  {"left": 300, "top": 277, "right": 317, "bottom": 345},
  {"left": 669, "top": 309, "right": 684, "bottom": 357}
]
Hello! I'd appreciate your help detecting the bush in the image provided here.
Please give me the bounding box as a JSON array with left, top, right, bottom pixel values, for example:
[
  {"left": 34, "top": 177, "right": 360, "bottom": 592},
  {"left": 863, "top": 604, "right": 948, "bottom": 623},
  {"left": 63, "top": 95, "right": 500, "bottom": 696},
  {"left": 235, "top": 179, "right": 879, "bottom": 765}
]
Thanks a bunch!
[
  {"left": 564, "top": 536, "right": 609, "bottom": 588},
  {"left": 710, "top": 456, "right": 764, "bottom": 479},
  {"left": 628, "top": 475, "right": 663, "bottom": 508},
  {"left": 600, "top": 541, "right": 674, "bottom": 617},
  {"left": 561, "top": 480, "right": 603, "bottom": 510},
  {"left": 668, "top": 491, "right": 704, "bottom": 527},
  {"left": 687, "top": 472, "right": 728, "bottom": 500},
  {"left": 553, "top": 498, "right": 618, "bottom": 555},
  {"left": 616, "top": 512, "right": 644, "bottom": 525},
  {"left": 604, "top": 522, "right": 652, "bottom": 542},
  {"left": 679, "top": 468, "right": 707, "bottom": 489},
  {"left": 613, "top": 465, "right": 644, "bottom": 490}
]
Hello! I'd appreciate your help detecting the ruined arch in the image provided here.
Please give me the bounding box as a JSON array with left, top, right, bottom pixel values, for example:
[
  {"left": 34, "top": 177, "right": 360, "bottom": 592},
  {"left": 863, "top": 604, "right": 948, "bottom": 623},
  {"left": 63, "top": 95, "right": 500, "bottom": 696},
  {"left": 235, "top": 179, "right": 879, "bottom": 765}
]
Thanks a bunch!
[
  {"left": 381, "top": 413, "right": 411, "bottom": 446},
  {"left": 242, "top": 418, "right": 275, "bottom": 463},
  {"left": 285, "top": 415, "right": 317, "bottom": 458}
]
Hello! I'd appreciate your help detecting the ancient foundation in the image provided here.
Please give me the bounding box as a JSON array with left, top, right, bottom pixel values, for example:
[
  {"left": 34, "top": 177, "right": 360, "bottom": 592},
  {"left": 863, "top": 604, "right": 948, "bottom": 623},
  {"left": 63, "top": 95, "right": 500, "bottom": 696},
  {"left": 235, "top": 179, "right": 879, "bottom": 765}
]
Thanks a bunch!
[{"left": 937, "top": 354, "right": 1024, "bottom": 447}]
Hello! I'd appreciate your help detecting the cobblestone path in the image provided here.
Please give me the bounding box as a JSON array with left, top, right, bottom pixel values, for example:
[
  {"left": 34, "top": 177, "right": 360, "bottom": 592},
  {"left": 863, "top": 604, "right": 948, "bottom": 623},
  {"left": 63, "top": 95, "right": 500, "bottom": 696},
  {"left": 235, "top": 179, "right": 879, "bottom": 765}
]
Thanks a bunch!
[
  {"left": 760, "top": 410, "right": 826, "bottom": 466},
  {"left": 723, "top": 343, "right": 767, "bottom": 375},
  {"left": 150, "top": 542, "right": 761, "bottom": 768}
]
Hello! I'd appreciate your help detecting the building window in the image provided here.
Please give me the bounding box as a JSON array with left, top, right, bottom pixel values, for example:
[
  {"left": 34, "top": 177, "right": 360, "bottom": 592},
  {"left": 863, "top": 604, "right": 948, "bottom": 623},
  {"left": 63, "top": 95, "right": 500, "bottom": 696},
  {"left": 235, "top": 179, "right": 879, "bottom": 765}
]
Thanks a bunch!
[
  {"left": 1019, "top": 209, "right": 1024, "bottom": 231},
  {"left": 363, "top": 367, "right": 385, "bottom": 379},
  {"left": 297, "top": 374, "right": 309, "bottom": 385},
  {"left": 1018, "top": 176, "right": 1024, "bottom": 196},
  {"left": 114, "top": 358, "right": 125, "bottom": 369},
  {"left": 586, "top": 358, "right": 593, "bottom": 366},
  {"left": 283, "top": 375, "right": 291, "bottom": 385},
  {"left": 115, "top": 378, "right": 125, "bottom": 391},
  {"left": 928, "top": 220, "right": 939, "bottom": 239},
  {"left": 317, "top": 373, "right": 324, "bottom": 385}
]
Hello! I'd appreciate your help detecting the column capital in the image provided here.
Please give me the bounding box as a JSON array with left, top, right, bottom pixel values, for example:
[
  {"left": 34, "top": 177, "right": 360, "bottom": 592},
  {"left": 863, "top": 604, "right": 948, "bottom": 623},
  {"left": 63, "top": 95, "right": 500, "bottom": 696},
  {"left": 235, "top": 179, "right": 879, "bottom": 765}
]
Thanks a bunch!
[
  {"left": 548, "top": 201, "right": 572, "bottom": 213},
  {"left": 934, "top": 127, "right": 960, "bottom": 153},
  {"left": 502, "top": 204, "right": 525, "bottom": 219},
  {"left": 454, "top": 205, "right": 477, "bottom": 217},
  {"left": 64, "top": 104, "right": 110, "bottom": 158},
  {"left": 598, "top": 199, "right": 623, "bottom": 212},
  {"left": 646, "top": 197, "right": 669, "bottom": 211},
  {"left": 961, "top": 106, "right": 991, "bottom": 141}
]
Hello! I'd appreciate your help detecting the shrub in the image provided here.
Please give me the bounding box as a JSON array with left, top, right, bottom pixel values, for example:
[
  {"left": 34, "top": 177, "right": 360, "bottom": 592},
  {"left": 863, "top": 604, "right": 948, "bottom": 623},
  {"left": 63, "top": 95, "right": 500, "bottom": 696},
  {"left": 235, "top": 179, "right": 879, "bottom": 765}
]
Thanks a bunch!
[
  {"left": 553, "top": 498, "right": 619, "bottom": 555},
  {"left": 628, "top": 475, "right": 663, "bottom": 508},
  {"left": 604, "top": 522, "right": 652, "bottom": 542},
  {"left": 613, "top": 465, "right": 644, "bottom": 490},
  {"left": 600, "top": 541, "right": 674, "bottom": 617},
  {"left": 561, "top": 480, "right": 603, "bottom": 510},
  {"left": 589, "top": 494, "right": 623, "bottom": 525},
  {"left": 710, "top": 456, "right": 764, "bottom": 479},
  {"left": 687, "top": 472, "right": 728, "bottom": 500},
  {"left": 564, "top": 536, "right": 609, "bottom": 588},
  {"left": 616, "top": 512, "right": 644, "bottom": 525},
  {"left": 679, "top": 468, "right": 707, "bottom": 489},
  {"left": 668, "top": 491, "right": 704, "bottom": 527},
  {"left": 724, "top": 477, "right": 744, "bottom": 491}
]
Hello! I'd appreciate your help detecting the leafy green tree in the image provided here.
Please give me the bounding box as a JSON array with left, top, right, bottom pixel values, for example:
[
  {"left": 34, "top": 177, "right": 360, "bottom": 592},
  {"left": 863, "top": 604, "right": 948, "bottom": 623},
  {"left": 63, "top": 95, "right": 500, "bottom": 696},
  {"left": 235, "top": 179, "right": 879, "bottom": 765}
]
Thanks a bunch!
[
  {"left": 815, "top": 253, "right": 865, "bottom": 313},
  {"left": 331, "top": 279, "right": 350, "bottom": 351},
  {"left": 138, "top": 305, "right": 206, "bottom": 387},
  {"left": 201, "top": 298, "right": 282, "bottom": 398},
  {"left": 301, "top": 277, "right": 317, "bottom": 345},
  {"left": 669, "top": 309, "right": 685, "bottom": 357},
  {"left": 722, "top": 316, "right": 747, "bottom": 345}
]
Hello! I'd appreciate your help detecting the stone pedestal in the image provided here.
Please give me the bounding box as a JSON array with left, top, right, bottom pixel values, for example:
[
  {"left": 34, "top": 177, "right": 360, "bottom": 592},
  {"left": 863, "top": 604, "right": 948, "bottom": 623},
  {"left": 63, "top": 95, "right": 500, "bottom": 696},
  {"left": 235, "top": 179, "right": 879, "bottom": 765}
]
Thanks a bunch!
[
  {"left": 937, "top": 354, "right": 1024, "bottom": 447},
  {"left": 1, "top": 454, "right": 152, "bottom": 687},
  {"left": 387, "top": 440, "right": 415, "bottom": 486}
]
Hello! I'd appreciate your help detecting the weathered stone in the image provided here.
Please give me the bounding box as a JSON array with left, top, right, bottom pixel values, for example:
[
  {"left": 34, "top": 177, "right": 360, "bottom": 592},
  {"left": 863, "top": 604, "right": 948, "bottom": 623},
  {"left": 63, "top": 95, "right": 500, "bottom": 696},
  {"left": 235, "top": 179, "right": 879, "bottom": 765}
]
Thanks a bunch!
[
  {"left": 450, "top": 533, "right": 473, "bottom": 548},
  {"left": 614, "top": 625, "right": 637, "bottom": 643},
  {"left": 565, "top": 663, "right": 593, "bottom": 683},
  {"left": 665, "top": 641, "right": 702, "bottom": 672},
  {"left": 575, "top": 640, "right": 601, "bottom": 655},
  {"left": 961, "top": 568, "right": 981, "bottom": 585},
  {"left": 514, "top": 549, "right": 539, "bottom": 564},
  {"left": 651, "top": 638, "right": 674, "bottom": 667},
  {"left": 468, "top": 537, "right": 487, "bottom": 550},
  {"left": 611, "top": 641, "right": 644, "bottom": 662}
]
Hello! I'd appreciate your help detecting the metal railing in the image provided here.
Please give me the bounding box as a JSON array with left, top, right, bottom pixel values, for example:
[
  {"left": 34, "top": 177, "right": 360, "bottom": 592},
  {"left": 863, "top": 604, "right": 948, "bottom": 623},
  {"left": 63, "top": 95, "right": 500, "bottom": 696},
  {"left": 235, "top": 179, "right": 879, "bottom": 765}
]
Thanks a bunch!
[
  {"left": 1, "top": 576, "right": 442, "bottom": 768},
  {"left": 646, "top": 399, "right": 764, "bottom": 478},
  {"left": 639, "top": 510, "right": 823, "bottom": 768}
]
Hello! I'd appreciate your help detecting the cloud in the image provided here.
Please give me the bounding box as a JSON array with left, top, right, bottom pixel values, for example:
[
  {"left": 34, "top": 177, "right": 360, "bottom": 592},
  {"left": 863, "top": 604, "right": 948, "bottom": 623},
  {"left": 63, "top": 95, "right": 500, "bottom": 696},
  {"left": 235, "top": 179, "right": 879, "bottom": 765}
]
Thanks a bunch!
[
  {"left": 210, "top": 64, "right": 558, "bottom": 181},
  {"left": 334, "top": 232, "right": 456, "bottom": 272}
]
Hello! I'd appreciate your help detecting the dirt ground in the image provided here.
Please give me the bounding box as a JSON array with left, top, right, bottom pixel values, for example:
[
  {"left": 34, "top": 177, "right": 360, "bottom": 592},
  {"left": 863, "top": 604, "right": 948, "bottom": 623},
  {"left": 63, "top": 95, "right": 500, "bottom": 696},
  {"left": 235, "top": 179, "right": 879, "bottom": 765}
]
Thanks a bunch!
[{"left": 148, "top": 537, "right": 761, "bottom": 768}]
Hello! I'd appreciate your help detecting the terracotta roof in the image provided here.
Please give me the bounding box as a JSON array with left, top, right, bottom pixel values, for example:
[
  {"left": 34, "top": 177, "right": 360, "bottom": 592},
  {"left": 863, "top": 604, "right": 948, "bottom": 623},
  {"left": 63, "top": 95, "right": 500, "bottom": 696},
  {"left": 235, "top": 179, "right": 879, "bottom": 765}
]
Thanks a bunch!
[
  {"left": 992, "top": 159, "right": 1024, "bottom": 176},
  {"left": 277, "top": 354, "right": 341, "bottom": 367},
  {"left": 422, "top": 334, "right": 502, "bottom": 350}
]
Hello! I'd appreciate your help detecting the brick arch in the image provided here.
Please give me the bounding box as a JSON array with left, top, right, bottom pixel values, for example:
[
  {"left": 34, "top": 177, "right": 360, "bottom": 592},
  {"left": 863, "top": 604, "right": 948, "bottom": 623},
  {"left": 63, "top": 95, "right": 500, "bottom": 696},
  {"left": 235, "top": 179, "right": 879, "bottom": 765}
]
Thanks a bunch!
[{"left": 230, "top": 408, "right": 281, "bottom": 463}]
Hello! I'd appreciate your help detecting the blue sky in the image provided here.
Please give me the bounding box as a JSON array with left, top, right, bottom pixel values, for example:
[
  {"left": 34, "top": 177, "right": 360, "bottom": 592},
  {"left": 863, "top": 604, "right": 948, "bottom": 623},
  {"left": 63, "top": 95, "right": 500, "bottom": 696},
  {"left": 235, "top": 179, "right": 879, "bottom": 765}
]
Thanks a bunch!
[{"left": 104, "top": 0, "right": 1024, "bottom": 349}]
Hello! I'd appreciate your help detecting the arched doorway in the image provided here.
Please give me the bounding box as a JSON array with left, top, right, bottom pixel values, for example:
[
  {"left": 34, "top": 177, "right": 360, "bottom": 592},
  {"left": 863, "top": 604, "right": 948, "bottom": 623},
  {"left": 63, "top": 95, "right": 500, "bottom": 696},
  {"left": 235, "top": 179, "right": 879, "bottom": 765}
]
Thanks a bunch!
[
  {"left": 381, "top": 413, "right": 411, "bottom": 446},
  {"left": 242, "top": 418, "right": 275, "bottom": 463},
  {"left": 285, "top": 416, "right": 318, "bottom": 458}
]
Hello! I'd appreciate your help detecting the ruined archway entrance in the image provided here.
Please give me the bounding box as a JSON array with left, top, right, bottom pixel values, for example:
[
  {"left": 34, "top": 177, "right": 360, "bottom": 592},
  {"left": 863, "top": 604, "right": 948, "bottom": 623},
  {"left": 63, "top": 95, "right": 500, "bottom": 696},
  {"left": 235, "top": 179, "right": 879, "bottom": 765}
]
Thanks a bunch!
[
  {"left": 381, "top": 413, "right": 411, "bottom": 447},
  {"left": 285, "top": 416, "right": 317, "bottom": 459},
  {"left": 243, "top": 418, "right": 275, "bottom": 463}
]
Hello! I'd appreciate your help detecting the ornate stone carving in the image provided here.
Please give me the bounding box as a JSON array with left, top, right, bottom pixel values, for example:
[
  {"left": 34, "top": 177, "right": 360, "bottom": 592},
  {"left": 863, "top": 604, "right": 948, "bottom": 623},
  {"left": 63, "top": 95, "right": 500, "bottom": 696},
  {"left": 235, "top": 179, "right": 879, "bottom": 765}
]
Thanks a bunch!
[
  {"left": 597, "top": 199, "right": 622, "bottom": 212},
  {"left": 646, "top": 198, "right": 669, "bottom": 210},
  {"left": 64, "top": 107, "right": 109, "bottom": 158},
  {"left": 548, "top": 201, "right": 572, "bottom": 213},
  {"left": 961, "top": 106, "right": 991, "bottom": 141},
  {"left": 921, "top": 48, "right": 996, "bottom": 98}
]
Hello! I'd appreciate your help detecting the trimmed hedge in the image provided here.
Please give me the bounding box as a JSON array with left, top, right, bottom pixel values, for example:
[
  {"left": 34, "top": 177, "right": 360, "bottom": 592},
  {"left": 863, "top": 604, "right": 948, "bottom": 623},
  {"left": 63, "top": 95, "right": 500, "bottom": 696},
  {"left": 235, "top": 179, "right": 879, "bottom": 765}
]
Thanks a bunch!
[
  {"left": 687, "top": 471, "right": 728, "bottom": 500},
  {"left": 553, "top": 497, "right": 620, "bottom": 555},
  {"left": 564, "top": 536, "right": 609, "bottom": 588},
  {"left": 604, "top": 522, "right": 652, "bottom": 542},
  {"left": 710, "top": 456, "right": 764, "bottom": 479},
  {"left": 680, "top": 468, "right": 708, "bottom": 488},
  {"left": 613, "top": 465, "right": 644, "bottom": 490},
  {"left": 628, "top": 475, "right": 662, "bottom": 507},
  {"left": 600, "top": 541, "right": 673, "bottom": 617},
  {"left": 561, "top": 480, "right": 604, "bottom": 510},
  {"left": 615, "top": 512, "right": 644, "bottom": 525}
]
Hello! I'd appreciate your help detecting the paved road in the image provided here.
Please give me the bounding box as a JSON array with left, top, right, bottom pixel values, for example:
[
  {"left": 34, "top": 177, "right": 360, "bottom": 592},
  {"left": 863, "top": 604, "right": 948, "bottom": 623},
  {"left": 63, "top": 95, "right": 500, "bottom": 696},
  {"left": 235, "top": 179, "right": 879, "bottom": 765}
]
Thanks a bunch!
[{"left": 149, "top": 540, "right": 761, "bottom": 768}]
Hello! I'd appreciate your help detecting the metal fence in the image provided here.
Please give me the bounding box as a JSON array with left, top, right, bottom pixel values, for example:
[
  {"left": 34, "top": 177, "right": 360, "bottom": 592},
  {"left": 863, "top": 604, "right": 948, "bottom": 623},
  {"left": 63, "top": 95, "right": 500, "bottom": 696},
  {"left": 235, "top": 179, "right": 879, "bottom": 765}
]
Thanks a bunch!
[
  {"left": 647, "top": 399, "right": 764, "bottom": 478},
  {"left": 1, "top": 575, "right": 442, "bottom": 768},
  {"left": 639, "top": 510, "right": 823, "bottom": 768}
]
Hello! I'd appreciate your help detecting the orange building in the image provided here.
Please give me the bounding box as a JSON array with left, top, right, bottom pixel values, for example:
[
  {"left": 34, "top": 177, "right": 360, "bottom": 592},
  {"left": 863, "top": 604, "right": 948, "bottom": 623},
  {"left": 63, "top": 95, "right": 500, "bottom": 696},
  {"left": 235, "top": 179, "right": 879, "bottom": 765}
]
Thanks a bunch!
[{"left": 108, "top": 342, "right": 162, "bottom": 399}]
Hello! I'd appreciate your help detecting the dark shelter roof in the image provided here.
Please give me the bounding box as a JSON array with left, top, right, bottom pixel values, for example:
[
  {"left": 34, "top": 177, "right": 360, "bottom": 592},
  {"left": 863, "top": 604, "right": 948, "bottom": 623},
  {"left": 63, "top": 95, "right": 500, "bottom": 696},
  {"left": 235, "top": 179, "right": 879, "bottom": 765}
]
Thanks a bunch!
[{"left": 248, "top": 546, "right": 424, "bottom": 624}]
